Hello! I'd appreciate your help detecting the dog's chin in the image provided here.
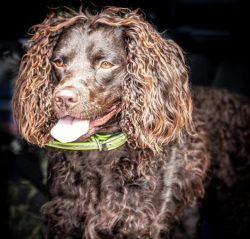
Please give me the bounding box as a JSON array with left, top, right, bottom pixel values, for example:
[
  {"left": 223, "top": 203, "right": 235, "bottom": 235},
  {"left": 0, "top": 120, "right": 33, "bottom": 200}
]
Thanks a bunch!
[
  {"left": 76, "top": 120, "right": 121, "bottom": 141},
  {"left": 50, "top": 106, "right": 121, "bottom": 143}
]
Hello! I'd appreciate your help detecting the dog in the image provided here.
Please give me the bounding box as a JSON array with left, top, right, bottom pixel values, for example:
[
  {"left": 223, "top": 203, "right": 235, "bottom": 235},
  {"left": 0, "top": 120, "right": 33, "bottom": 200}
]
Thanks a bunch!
[{"left": 12, "top": 7, "right": 250, "bottom": 239}]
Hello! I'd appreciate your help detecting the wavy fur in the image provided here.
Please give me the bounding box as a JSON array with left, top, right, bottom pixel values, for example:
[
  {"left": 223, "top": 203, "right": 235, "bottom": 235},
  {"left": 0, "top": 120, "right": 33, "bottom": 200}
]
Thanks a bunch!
[
  {"left": 12, "top": 8, "right": 192, "bottom": 152},
  {"left": 12, "top": 7, "right": 250, "bottom": 239}
]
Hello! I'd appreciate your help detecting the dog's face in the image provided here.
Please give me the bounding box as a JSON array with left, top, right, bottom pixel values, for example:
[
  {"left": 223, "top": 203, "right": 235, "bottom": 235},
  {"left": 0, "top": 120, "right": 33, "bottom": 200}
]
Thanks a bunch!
[
  {"left": 50, "top": 25, "right": 127, "bottom": 142},
  {"left": 13, "top": 8, "right": 191, "bottom": 150}
]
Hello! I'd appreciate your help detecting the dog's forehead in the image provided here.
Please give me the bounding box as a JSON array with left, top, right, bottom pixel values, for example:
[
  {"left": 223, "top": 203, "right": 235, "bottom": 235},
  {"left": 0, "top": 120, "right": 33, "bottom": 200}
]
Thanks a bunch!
[{"left": 57, "top": 24, "right": 124, "bottom": 51}]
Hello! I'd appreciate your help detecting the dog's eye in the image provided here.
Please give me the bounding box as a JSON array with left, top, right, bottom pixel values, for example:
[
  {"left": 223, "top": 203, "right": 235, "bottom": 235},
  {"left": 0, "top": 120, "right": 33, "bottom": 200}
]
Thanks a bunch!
[
  {"left": 100, "top": 61, "right": 113, "bottom": 69},
  {"left": 53, "top": 58, "right": 64, "bottom": 68}
]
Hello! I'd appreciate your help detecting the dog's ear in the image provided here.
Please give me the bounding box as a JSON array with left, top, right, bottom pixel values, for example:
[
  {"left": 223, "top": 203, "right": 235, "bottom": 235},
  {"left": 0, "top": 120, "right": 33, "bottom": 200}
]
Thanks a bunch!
[
  {"left": 119, "top": 11, "right": 192, "bottom": 153},
  {"left": 12, "top": 12, "right": 86, "bottom": 147},
  {"left": 12, "top": 14, "right": 60, "bottom": 146}
]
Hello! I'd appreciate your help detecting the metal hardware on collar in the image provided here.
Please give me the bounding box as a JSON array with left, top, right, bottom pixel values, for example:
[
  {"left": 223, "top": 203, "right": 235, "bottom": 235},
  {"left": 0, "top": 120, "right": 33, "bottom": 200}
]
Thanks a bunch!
[{"left": 46, "top": 132, "right": 126, "bottom": 151}]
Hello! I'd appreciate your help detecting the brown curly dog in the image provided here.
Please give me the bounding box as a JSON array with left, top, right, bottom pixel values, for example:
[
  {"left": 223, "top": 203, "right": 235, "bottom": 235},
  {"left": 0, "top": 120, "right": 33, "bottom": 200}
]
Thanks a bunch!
[{"left": 12, "top": 7, "right": 250, "bottom": 239}]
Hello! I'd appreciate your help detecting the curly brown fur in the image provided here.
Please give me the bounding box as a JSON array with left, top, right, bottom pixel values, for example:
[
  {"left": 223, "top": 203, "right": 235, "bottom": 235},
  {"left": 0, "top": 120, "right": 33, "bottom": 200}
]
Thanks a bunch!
[
  {"left": 12, "top": 8, "right": 192, "bottom": 152},
  {"left": 12, "top": 7, "right": 250, "bottom": 239}
]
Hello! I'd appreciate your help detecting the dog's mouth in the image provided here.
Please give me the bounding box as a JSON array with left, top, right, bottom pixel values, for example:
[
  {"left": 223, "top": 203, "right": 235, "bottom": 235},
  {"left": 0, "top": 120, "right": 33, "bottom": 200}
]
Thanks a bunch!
[{"left": 50, "top": 106, "right": 120, "bottom": 143}]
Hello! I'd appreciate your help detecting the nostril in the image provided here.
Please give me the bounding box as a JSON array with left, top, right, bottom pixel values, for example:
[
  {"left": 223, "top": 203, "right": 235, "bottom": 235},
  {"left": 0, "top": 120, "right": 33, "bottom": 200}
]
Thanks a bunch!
[{"left": 68, "top": 96, "right": 77, "bottom": 103}]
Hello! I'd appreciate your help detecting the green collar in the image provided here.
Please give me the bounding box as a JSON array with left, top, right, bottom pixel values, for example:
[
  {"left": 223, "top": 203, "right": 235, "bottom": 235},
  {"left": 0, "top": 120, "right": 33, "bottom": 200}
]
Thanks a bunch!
[{"left": 46, "top": 132, "right": 126, "bottom": 151}]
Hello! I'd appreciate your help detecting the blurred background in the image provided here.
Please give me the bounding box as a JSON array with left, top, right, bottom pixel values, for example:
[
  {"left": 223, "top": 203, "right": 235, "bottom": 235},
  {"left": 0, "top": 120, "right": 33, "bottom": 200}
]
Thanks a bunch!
[{"left": 0, "top": 0, "right": 249, "bottom": 238}]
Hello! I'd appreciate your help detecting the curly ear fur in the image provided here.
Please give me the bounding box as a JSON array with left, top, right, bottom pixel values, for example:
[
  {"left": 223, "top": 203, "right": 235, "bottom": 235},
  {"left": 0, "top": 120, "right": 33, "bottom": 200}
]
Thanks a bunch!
[
  {"left": 96, "top": 8, "right": 192, "bottom": 153},
  {"left": 12, "top": 12, "right": 87, "bottom": 147},
  {"left": 123, "top": 20, "right": 192, "bottom": 153}
]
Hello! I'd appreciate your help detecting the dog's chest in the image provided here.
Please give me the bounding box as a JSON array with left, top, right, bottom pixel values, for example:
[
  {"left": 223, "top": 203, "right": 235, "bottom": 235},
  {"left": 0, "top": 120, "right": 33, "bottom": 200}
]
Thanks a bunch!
[{"left": 48, "top": 148, "right": 158, "bottom": 210}]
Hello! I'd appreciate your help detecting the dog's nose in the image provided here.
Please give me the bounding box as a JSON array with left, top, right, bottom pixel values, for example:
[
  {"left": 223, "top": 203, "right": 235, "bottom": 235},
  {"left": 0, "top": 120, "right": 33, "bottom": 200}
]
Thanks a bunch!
[{"left": 54, "top": 87, "right": 80, "bottom": 109}]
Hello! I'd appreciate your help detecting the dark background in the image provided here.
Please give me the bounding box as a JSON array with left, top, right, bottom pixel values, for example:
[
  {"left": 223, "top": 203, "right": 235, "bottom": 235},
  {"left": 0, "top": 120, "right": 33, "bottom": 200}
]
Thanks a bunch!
[{"left": 0, "top": 0, "right": 250, "bottom": 238}]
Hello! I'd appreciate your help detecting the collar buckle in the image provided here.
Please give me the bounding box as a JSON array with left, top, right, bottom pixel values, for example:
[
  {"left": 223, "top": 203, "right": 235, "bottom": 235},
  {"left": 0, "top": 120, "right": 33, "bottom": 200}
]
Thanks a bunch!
[{"left": 92, "top": 135, "right": 103, "bottom": 151}]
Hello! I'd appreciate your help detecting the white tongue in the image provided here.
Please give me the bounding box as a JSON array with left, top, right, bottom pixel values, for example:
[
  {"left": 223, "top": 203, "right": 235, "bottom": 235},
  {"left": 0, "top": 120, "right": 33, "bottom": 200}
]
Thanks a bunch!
[{"left": 51, "top": 116, "right": 90, "bottom": 143}]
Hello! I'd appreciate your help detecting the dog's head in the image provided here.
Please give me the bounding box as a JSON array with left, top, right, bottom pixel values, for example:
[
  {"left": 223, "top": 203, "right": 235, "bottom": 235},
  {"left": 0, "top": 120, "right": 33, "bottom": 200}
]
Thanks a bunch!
[{"left": 12, "top": 7, "right": 192, "bottom": 153}]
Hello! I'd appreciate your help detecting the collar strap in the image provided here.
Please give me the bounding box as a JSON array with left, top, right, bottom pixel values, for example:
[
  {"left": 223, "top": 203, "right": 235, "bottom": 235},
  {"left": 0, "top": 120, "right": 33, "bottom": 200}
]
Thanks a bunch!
[{"left": 46, "top": 132, "right": 126, "bottom": 151}]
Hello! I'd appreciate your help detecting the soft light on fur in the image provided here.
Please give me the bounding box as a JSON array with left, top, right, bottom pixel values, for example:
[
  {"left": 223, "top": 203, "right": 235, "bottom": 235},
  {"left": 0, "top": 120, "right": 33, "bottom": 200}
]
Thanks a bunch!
[
  {"left": 11, "top": 6, "right": 250, "bottom": 239},
  {"left": 12, "top": 7, "right": 192, "bottom": 152}
]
